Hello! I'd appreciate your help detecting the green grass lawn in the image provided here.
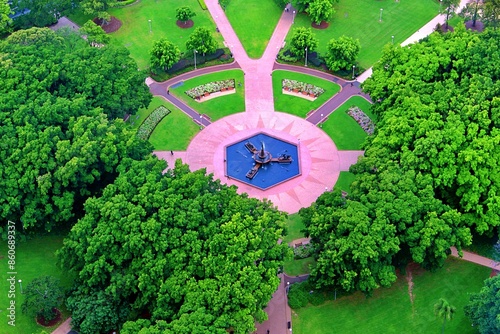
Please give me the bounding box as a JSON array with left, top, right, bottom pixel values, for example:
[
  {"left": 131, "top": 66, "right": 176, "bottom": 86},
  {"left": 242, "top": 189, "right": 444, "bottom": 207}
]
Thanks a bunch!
[
  {"left": 284, "top": 257, "right": 315, "bottom": 276},
  {"left": 283, "top": 213, "right": 306, "bottom": 244},
  {"left": 292, "top": 257, "right": 491, "bottom": 334},
  {"left": 334, "top": 171, "right": 356, "bottom": 193},
  {"left": 0, "top": 235, "right": 75, "bottom": 334},
  {"left": 273, "top": 70, "right": 340, "bottom": 117},
  {"left": 128, "top": 96, "right": 200, "bottom": 151},
  {"left": 286, "top": 0, "right": 440, "bottom": 69},
  {"left": 170, "top": 69, "right": 245, "bottom": 121},
  {"left": 69, "top": 0, "right": 223, "bottom": 69},
  {"left": 322, "top": 96, "right": 373, "bottom": 150},
  {"left": 225, "top": 0, "right": 283, "bottom": 58}
]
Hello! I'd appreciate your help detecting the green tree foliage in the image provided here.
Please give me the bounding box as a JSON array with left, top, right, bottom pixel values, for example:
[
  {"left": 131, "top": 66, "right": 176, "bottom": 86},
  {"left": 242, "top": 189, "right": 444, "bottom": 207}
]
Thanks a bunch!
[
  {"left": 10, "top": 0, "right": 73, "bottom": 28},
  {"left": 440, "top": 0, "right": 461, "bottom": 28},
  {"left": 483, "top": 0, "right": 500, "bottom": 28},
  {"left": 80, "top": 20, "right": 110, "bottom": 45},
  {"left": 175, "top": 6, "right": 196, "bottom": 24},
  {"left": 464, "top": 275, "right": 500, "bottom": 333},
  {"left": 434, "top": 298, "right": 456, "bottom": 333},
  {"left": 185, "top": 26, "right": 218, "bottom": 55},
  {"left": 80, "top": 0, "right": 117, "bottom": 24},
  {"left": 306, "top": 0, "right": 335, "bottom": 25},
  {"left": 58, "top": 159, "right": 290, "bottom": 334},
  {"left": 0, "top": 28, "right": 152, "bottom": 231},
  {"left": 302, "top": 27, "right": 500, "bottom": 295},
  {"left": 150, "top": 38, "right": 181, "bottom": 72},
  {"left": 0, "top": 0, "right": 12, "bottom": 34},
  {"left": 325, "top": 35, "right": 360, "bottom": 71},
  {"left": 22, "top": 276, "right": 64, "bottom": 323},
  {"left": 289, "top": 27, "right": 319, "bottom": 58}
]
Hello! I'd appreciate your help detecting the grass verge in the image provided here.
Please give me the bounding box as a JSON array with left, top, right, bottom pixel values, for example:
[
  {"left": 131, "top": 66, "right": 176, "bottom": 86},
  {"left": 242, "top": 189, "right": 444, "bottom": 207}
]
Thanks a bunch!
[
  {"left": 225, "top": 0, "right": 283, "bottom": 58},
  {"left": 0, "top": 235, "right": 75, "bottom": 334},
  {"left": 292, "top": 257, "right": 491, "bottom": 334},
  {"left": 334, "top": 171, "right": 356, "bottom": 193},
  {"left": 321, "top": 96, "right": 373, "bottom": 150},
  {"left": 69, "top": 0, "right": 223, "bottom": 69},
  {"left": 284, "top": 0, "right": 440, "bottom": 69},
  {"left": 170, "top": 69, "right": 245, "bottom": 121},
  {"left": 272, "top": 70, "right": 340, "bottom": 117}
]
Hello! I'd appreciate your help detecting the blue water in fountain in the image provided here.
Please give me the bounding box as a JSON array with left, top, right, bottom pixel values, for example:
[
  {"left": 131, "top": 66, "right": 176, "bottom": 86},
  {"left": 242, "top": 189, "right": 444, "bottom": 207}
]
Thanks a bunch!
[{"left": 225, "top": 133, "right": 300, "bottom": 190}]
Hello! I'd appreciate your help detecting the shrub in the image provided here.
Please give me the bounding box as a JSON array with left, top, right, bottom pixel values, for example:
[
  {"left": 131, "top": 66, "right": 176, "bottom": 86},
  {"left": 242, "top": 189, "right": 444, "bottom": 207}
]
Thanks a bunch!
[
  {"left": 347, "top": 106, "right": 374, "bottom": 135},
  {"left": 185, "top": 79, "right": 235, "bottom": 99},
  {"left": 136, "top": 106, "right": 170, "bottom": 140},
  {"left": 197, "top": 0, "right": 207, "bottom": 10},
  {"left": 282, "top": 79, "right": 325, "bottom": 97},
  {"left": 287, "top": 285, "right": 309, "bottom": 309},
  {"left": 293, "top": 243, "right": 315, "bottom": 259},
  {"left": 116, "top": 0, "right": 136, "bottom": 6},
  {"left": 166, "top": 49, "right": 226, "bottom": 74}
]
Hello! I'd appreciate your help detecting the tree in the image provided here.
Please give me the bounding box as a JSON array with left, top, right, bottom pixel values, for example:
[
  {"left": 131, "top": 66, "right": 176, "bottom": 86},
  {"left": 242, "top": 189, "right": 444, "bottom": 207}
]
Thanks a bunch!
[
  {"left": 483, "top": 0, "right": 500, "bottom": 29},
  {"left": 150, "top": 38, "right": 181, "bottom": 72},
  {"left": 465, "top": 275, "right": 500, "bottom": 333},
  {"left": 10, "top": 0, "right": 73, "bottom": 28},
  {"left": 289, "top": 27, "right": 319, "bottom": 58},
  {"left": 185, "top": 26, "right": 218, "bottom": 55},
  {"left": 58, "top": 159, "right": 290, "bottom": 333},
  {"left": 22, "top": 276, "right": 64, "bottom": 323},
  {"left": 306, "top": 0, "right": 335, "bottom": 25},
  {"left": 80, "top": 20, "right": 110, "bottom": 45},
  {"left": 0, "top": 0, "right": 12, "bottom": 34},
  {"left": 80, "top": 0, "right": 117, "bottom": 24},
  {"left": 302, "top": 27, "right": 500, "bottom": 295},
  {"left": 0, "top": 28, "right": 152, "bottom": 231},
  {"left": 325, "top": 35, "right": 360, "bottom": 71},
  {"left": 175, "top": 6, "right": 196, "bottom": 24},
  {"left": 440, "top": 0, "right": 461, "bottom": 29},
  {"left": 434, "top": 298, "right": 456, "bottom": 333}
]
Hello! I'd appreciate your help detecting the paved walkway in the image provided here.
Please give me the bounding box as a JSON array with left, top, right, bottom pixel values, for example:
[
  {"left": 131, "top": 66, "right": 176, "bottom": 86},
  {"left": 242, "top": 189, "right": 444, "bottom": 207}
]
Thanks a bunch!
[{"left": 51, "top": 317, "right": 72, "bottom": 334}]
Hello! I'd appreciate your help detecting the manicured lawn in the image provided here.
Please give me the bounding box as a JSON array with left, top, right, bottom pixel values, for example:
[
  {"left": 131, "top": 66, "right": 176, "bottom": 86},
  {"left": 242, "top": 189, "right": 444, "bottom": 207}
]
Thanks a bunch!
[
  {"left": 284, "top": 257, "right": 315, "bottom": 276},
  {"left": 285, "top": 0, "right": 440, "bottom": 69},
  {"left": 170, "top": 69, "right": 245, "bottom": 121},
  {"left": 334, "top": 171, "right": 356, "bottom": 193},
  {"left": 225, "top": 0, "right": 283, "bottom": 58},
  {"left": 69, "top": 0, "right": 223, "bottom": 69},
  {"left": 283, "top": 213, "right": 306, "bottom": 244},
  {"left": 322, "top": 96, "right": 373, "bottom": 150},
  {"left": 0, "top": 235, "right": 75, "bottom": 334},
  {"left": 292, "top": 257, "right": 491, "bottom": 334},
  {"left": 272, "top": 70, "right": 340, "bottom": 117},
  {"left": 128, "top": 96, "right": 200, "bottom": 151}
]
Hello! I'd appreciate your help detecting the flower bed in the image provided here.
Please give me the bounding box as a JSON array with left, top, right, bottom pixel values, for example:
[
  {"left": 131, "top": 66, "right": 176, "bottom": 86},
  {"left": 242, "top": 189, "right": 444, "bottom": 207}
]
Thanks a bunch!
[
  {"left": 136, "top": 105, "right": 171, "bottom": 140},
  {"left": 347, "top": 106, "right": 374, "bottom": 135},
  {"left": 282, "top": 79, "right": 325, "bottom": 97},
  {"left": 185, "top": 79, "right": 235, "bottom": 99}
]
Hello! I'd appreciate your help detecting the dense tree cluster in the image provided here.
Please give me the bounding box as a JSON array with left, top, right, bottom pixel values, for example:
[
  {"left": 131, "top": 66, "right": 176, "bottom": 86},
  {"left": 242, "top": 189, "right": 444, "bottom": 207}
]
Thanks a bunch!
[
  {"left": 301, "top": 26, "right": 500, "bottom": 294},
  {"left": 58, "top": 159, "right": 290, "bottom": 334},
  {"left": 0, "top": 28, "right": 151, "bottom": 231},
  {"left": 9, "top": 0, "right": 75, "bottom": 28},
  {"left": 464, "top": 275, "right": 500, "bottom": 333}
]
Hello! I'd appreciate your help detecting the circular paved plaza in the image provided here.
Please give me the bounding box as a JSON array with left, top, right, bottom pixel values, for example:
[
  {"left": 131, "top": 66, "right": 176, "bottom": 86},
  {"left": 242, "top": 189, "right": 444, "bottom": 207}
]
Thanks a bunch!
[{"left": 183, "top": 112, "right": 340, "bottom": 213}]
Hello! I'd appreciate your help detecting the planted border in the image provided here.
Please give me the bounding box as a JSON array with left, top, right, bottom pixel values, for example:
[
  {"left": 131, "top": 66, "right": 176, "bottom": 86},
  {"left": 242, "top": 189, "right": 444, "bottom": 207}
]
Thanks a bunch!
[
  {"left": 282, "top": 79, "right": 325, "bottom": 97},
  {"left": 136, "top": 105, "right": 171, "bottom": 140},
  {"left": 347, "top": 106, "right": 374, "bottom": 135},
  {"left": 185, "top": 79, "right": 235, "bottom": 99}
]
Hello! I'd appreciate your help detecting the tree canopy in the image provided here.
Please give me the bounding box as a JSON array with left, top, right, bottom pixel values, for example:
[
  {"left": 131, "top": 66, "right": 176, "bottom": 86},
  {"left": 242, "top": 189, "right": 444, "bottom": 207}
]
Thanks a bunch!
[
  {"left": 325, "top": 35, "right": 360, "bottom": 71},
  {"left": 58, "top": 158, "right": 290, "bottom": 334},
  {"left": 22, "top": 276, "right": 64, "bottom": 322},
  {"left": 306, "top": 0, "right": 335, "bottom": 25},
  {"left": 80, "top": 20, "right": 110, "bottom": 45},
  {"left": 9, "top": 0, "right": 73, "bottom": 28},
  {"left": 301, "top": 27, "right": 500, "bottom": 294},
  {"left": 185, "top": 26, "right": 218, "bottom": 55},
  {"left": 464, "top": 275, "right": 500, "bottom": 333},
  {"left": 0, "top": 28, "right": 152, "bottom": 231},
  {"left": 0, "top": 0, "right": 11, "bottom": 34},
  {"left": 175, "top": 6, "right": 196, "bottom": 24},
  {"left": 289, "top": 27, "right": 319, "bottom": 57},
  {"left": 150, "top": 38, "right": 181, "bottom": 72}
]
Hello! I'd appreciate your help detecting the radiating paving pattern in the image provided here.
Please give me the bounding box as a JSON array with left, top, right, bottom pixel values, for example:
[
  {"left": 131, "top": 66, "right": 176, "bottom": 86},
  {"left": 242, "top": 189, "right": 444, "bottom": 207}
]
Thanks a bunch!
[{"left": 184, "top": 112, "right": 340, "bottom": 213}]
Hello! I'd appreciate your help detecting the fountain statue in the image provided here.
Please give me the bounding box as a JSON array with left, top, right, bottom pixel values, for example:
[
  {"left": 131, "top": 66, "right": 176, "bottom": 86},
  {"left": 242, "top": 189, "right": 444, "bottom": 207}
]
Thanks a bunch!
[{"left": 244, "top": 141, "right": 292, "bottom": 179}]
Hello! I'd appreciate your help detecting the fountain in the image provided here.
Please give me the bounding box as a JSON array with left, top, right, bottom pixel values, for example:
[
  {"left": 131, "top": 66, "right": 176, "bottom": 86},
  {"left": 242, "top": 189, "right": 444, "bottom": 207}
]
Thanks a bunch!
[{"left": 225, "top": 132, "right": 300, "bottom": 190}]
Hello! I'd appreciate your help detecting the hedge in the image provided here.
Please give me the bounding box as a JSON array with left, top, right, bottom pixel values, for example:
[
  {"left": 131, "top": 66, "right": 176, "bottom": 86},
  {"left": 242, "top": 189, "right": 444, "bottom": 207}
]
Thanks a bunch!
[{"left": 197, "top": 0, "right": 207, "bottom": 10}]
